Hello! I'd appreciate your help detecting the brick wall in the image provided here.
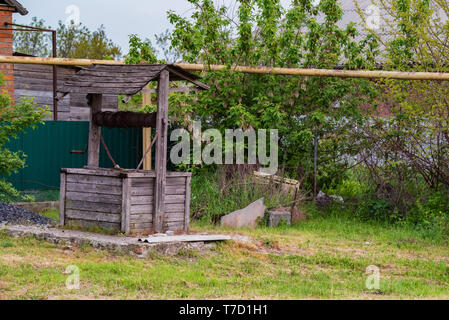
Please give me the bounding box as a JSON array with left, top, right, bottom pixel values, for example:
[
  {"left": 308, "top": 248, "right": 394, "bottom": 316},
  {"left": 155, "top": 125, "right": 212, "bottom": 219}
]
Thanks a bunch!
[{"left": 0, "top": 6, "right": 14, "bottom": 98}]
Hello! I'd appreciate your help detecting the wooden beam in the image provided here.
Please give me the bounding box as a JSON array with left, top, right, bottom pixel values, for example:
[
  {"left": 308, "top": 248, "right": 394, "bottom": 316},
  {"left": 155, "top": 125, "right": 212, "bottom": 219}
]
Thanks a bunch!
[
  {"left": 5, "top": 55, "right": 449, "bottom": 81},
  {"left": 175, "top": 63, "right": 449, "bottom": 81},
  {"left": 153, "top": 70, "right": 169, "bottom": 233},
  {"left": 142, "top": 84, "right": 152, "bottom": 170},
  {"left": 121, "top": 178, "right": 131, "bottom": 234},
  {"left": 141, "top": 87, "right": 201, "bottom": 94},
  {"left": 166, "top": 66, "right": 210, "bottom": 90},
  {"left": 87, "top": 94, "right": 102, "bottom": 168},
  {"left": 59, "top": 172, "right": 67, "bottom": 226},
  {"left": 0, "top": 56, "right": 123, "bottom": 66}
]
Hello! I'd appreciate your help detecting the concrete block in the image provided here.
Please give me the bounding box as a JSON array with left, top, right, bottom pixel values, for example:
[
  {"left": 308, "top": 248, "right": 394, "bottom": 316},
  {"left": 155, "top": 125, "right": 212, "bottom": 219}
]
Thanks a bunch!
[
  {"left": 220, "top": 198, "right": 266, "bottom": 228},
  {"left": 268, "top": 210, "right": 291, "bottom": 227}
]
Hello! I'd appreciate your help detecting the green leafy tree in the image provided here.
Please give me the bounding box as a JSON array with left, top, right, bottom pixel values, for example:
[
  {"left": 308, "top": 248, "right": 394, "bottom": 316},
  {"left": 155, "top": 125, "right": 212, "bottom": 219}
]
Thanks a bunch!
[
  {"left": 0, "top": 76, "right": 49, "bottom": 202},
  {"left": 155, "top": 29, "right": 181, "bottom": 63},
  {"left": 125, "top": 34, "right": 158, "bottom": 64},
  {"left": 13, "top": 17, "right": 51, "bottom": 57},
  {"left": 58, "top": 22, "right": 122, "bottom": 60},
  {"left": 355, "top": 0, "right": 449, "bottom": 209},
  {"left": 13, "top": 17, "right": 121, "bottom": 60},
  {"left": 165, "top": 0, "right": 378, "bottom": 189}
]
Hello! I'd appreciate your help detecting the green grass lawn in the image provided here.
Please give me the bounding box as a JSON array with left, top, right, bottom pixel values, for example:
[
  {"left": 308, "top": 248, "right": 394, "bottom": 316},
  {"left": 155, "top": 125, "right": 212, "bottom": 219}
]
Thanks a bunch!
[{"left": 0, "top": 211, "right": 448, "bottom": 300}]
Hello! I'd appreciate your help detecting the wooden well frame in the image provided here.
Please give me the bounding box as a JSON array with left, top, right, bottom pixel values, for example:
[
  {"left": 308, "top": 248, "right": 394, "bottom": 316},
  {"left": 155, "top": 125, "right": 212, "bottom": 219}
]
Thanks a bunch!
[
  {"left": 59, "top": 168, "right": 191, "bottom": 235},
  {"left": 57, "top": 64, "right": 208, "bottom": 235}
]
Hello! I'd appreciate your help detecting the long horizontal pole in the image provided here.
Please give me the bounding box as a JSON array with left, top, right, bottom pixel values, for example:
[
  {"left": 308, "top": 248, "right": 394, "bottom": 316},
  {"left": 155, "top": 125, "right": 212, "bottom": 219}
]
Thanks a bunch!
[
  {"left": 176, "top": 63, "right": 449, "bottom": 81},
  {"left": 0, "top": 56, "right": 122, "bottom": 66},
  {"left": 1, "top": 55, "right": 449, "bottom": 81}
]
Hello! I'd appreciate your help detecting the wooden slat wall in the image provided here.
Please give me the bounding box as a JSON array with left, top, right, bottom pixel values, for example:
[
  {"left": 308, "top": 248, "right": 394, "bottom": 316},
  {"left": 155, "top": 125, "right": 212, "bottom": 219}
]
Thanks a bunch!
[
  {"left": 14, "top": 64, "right": 118, "bottom": 121},
  {"left": 128, "top": 175, "right": 189, "bottom": 234},
  {"left": 63, "top": 173, "right": 123, "bottom": 230},
  {"left": 129, "top": 177, "right": 155, "bottom": 234}
]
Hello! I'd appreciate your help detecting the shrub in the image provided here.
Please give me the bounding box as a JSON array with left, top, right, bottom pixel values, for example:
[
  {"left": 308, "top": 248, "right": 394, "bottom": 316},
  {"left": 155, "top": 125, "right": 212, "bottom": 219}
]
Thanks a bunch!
[{"left": 0, "top": 76, "right": 49, "bottom": 202}]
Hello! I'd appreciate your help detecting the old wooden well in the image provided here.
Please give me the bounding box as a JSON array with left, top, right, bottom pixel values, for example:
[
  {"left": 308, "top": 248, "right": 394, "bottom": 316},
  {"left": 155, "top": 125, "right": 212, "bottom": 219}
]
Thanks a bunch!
[{"left": 57, "top": 64, "right": 209, "bottom": 235}]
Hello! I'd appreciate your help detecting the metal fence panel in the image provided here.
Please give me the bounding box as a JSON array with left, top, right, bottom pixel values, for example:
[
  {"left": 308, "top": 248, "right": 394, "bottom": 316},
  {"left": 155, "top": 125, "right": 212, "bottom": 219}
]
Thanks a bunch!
[{"left": 4, "top": 121, "right": 142, "bottom": 190}]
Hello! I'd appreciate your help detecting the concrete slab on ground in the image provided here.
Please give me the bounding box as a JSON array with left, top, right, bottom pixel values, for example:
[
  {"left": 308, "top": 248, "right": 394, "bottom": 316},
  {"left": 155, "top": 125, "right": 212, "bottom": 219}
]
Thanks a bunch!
[{"left": 1, "top": 224, "right": 231, "bottom": 258}]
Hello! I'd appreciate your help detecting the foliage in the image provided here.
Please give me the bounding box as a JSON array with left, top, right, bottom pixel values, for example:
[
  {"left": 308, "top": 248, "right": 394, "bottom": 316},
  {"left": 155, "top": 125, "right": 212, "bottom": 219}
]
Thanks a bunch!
[
  {"left": 13, "top": 17, "right": 51, "bottom": 57},
  {"left": 155, "top": 29, "right": 181, "bottom": 63},
  {"left": 353, "top": 0, "right": 449, "bottom": 219},
  {"left": 0, "top": 76, "right": 49, "bottom": 202},
  {"left": 119, "top": 35, "right": 160, "bottom": 111},
  {"left": 57, "top": 22, "right": 121, "bottom": 60},
  {"left": 191, "top": 166, "right": 295, "bottom": 223},
  {"left": 125, "top": 34, "right": 158, "bottom": 65},
  {"left": 165, "top": 0, "right": 378, "bottom": 189},
  {"left": 13, "top": 18, "right": 121, "bottom": 60}
]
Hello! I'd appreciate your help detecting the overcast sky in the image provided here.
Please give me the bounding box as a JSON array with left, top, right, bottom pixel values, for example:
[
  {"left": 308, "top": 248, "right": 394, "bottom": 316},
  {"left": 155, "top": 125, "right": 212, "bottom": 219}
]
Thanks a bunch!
[
  {"left": 14, "top": 0, "right": 198, "bottom": 57},
  {"left": 14, "top": 1, "right": 298, "bottom": 58}
]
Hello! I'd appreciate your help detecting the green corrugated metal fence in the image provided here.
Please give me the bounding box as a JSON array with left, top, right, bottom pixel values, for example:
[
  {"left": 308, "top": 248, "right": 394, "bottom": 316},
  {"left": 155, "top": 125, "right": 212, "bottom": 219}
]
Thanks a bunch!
[{"left": 4, "top": 121, "right": 142, "bottom": 190}]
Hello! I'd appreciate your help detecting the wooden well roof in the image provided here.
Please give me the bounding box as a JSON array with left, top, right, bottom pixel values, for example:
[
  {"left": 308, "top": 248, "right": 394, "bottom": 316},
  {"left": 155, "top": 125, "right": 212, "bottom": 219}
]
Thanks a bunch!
[
  {"left": 1, "top": 0, "right": 28, "bottom": 15},
  {"left": 58, "top": 64, "right": 209, "bottom": 96}
]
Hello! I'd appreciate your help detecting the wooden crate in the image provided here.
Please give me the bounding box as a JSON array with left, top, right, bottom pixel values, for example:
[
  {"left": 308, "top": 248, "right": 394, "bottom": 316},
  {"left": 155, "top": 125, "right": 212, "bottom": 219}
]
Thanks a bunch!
[{"left": 59, "top": 168, "right": 191, "bottom": 235}]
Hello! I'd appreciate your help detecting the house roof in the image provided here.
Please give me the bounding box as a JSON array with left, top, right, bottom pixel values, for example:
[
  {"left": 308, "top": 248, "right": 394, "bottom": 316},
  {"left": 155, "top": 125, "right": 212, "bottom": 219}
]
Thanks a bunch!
[
  {"left": 0, "top": 0, "right": 28, "bottom": 15},
  {"left": 58, "top": 64, "right": 210, "bottom": 96}
]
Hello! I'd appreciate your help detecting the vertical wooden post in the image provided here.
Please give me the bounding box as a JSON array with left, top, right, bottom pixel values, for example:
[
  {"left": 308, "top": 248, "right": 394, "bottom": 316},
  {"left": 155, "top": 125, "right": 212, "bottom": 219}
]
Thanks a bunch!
[
  {"left": 121, "top": 177, "right": 131, "bottom": 234},
  {"left": 59, "top": 171, "right": 67, "bottom": 226},
  {"left": 142, "top": 84, "right": 152, "bottom": 170},
  {"left": 87, "top": 94, "right": 102, "bottom": 168},
  {"left": 153, "top": 70, "right": 169, "bottom": 233}
]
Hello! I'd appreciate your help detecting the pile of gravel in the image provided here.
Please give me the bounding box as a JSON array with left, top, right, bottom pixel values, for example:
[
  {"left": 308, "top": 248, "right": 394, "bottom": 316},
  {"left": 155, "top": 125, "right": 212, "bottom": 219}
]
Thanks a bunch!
[{"left": 0, "top": 202, "right": 53, "bottom": 226}]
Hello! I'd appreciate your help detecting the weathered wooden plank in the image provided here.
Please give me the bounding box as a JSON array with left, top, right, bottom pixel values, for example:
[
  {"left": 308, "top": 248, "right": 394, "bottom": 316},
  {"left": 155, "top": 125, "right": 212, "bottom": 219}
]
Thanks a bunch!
[
  {"left": 131, "top": 196, "right": 153, "bottom": 205},
  {"left": 165, "top": 194, "right": 186, "bottom": 204},
  {"left": 71, "top": 93, "right": 117, "bottom": 104},
  {"left": 166, "top": 177, "right": 188, "bottom": 186},
  {"left": 125, "top": 171, "right": 191, "bottom": 178},
  {"left": 130, "top": 185, "right": 184, "bottom": 196},
  {"left": 121, "top": 178, "right": 131, "bottom": 234},
  {"left": 16, "top": 83, "right": 65, "bottom": 91},
  {"left": 166, "top": 203, "right": 185, "bottom": 213},
  {"left": 64, "top": 81, "right": 147, "bottom": 88},
  {"left": 87, "top": 94, "right": 102, "bottom": 168},
  {"left": 130, "top": 212, "right": 153, "bottom": 220},
  {"left": 130, "top": 216, "right": 153, "bottom": 224},
  {"left": 64, "top": 168, "right": 123, "bottom": 178},
  {"left": 61, "top": 86, "right": 141, "bottom": 95},
  {"left": 66, "top": 200, "right": 121, "bottom": 214},
  {"left": 131, "top": 204, "right": 154, "bottom": 214},
  {"left": 130, "top": 224, "right": 153, "bottom": 234},
  {"left": 15, "top": 89, "right": 53, "bottom": 98},
  {"left": 66, "top": 218, "right": 120, "bottom": 230},
  {"left": 131, "top": 178, "right": 155, "bottom": 187},
  {"left": 130, "top": 221, "right": 153, "bottom": 228},
  {"left": 66, "top": 174, "right": 122, "bottom": 186},
  {"left": 154, "top": 69, "right": 169, "bottom": 233},
  {"left": 66, "top": 182, "right": 122, "bottom": 195},
  {"left": 163, "top": 222, "right": 185, "bottom": 230},
  {"left": 14, "top": 63, "right": 77, "bottom": 73},
  {"left": 66, "top": 191, "right": 122, "bottom": 204},
  {"left": 65, "top": 210, "right": 121, "bottom": 223},
  {"left": 165, "top": 212, "right": 186, "bottom": 221},
  {"left": 59, "top": 172, "right": 67, "bottom": 226},
  {"left": 130, "top": 187, "right": 154, "bottom": 196},
  {"left": 167, "top": 185, "right": 186, "bottom": 195}
]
